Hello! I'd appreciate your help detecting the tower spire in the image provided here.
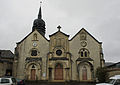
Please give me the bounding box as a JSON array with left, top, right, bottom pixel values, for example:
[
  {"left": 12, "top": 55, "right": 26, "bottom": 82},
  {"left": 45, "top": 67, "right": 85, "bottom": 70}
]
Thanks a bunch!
[{"left": 38, "top": 1, "right": 42, "bottom": 19}]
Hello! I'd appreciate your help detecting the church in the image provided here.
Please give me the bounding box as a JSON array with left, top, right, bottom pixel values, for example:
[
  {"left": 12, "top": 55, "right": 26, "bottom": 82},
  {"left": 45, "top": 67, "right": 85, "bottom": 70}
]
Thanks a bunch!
[{"left": 13, "top": 5, "right": 105, "bottom": 82}]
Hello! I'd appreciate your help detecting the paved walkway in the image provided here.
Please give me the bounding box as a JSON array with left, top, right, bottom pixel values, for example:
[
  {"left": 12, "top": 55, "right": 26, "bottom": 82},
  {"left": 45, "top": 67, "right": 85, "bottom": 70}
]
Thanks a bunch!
[{"left": 25, "top": 82, "right": 96, "bottom": 85}]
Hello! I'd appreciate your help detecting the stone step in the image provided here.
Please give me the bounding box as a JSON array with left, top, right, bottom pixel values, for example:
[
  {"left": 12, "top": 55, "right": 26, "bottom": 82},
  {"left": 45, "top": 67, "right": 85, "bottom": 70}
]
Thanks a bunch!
[{"left": 25, "top": 81, "right": 96, "bottom": 85}]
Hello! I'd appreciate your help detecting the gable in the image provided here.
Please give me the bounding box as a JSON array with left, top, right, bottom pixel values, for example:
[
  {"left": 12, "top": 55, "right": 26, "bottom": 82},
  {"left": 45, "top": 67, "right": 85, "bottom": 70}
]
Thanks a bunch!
[
  {"left": 17, "top": 29, "right": 49, "bottom": 45},
  {"left": 49, "top": 30, "right": 69, "bottom": 38},
  {"left": 70, "top": 28, "right": 102, "bottom": 44}
]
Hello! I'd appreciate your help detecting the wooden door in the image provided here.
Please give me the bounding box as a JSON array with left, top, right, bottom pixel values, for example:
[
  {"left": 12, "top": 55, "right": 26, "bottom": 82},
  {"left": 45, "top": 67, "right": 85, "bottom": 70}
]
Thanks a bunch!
[
  {"left": 54, "top": 64, "right": 63, "bottom": 80},
  {"left": 31, "top": 69, "right": 36, "bottom": 80},
  {"left": 82, "top": 66, "right": 87, "bottom": 80}
]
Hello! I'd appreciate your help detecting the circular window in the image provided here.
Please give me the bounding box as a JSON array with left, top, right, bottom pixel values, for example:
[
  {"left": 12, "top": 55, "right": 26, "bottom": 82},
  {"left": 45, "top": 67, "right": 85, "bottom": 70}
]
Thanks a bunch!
[
  {"left": 31, "top": 50, "right": 37, "bottom": 56},
  {"left": 56, "top": 50, "right": 62, "bottom": 56},
  {"left": 81, "top": 41, "right": 87, "bottom": 47}
]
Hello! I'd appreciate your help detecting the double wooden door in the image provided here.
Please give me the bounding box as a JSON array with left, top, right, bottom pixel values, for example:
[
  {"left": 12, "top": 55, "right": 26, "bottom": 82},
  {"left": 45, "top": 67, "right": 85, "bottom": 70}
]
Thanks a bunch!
[{"left": 54, "top": 64, "right": 63, "bottom": 80}]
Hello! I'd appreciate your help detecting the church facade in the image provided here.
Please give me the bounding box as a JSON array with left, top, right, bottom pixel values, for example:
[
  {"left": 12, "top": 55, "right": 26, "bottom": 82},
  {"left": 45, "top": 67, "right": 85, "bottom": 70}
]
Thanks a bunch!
[{"left": 13, "top": 6, "right": 105, "bottom": 82}]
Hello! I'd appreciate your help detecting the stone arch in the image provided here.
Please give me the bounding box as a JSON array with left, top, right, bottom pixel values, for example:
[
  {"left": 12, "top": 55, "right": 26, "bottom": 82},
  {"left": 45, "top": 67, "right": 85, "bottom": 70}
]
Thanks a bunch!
[
  {"left": 78, "top": 61, "right": 93, "bottom": 70},
  {"left": 53, "top": 61, "right": 67, "bottom": 68},
  {"left": 25, "top": 62, "right": 41, "bottom": 70},
  {"left": 77, "top": 61, "right": 93, "bottom": 81},
  {"left": 25, "top": 62, "right": 42, "bottom": 80}
]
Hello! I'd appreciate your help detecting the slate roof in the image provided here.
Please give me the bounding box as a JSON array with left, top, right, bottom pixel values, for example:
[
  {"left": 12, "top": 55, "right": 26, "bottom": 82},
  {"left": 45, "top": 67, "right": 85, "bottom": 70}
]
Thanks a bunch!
[
  {"left": 106, "top": 62, "right": 120, "bottom": 68},
  {"left": 0, "top": 59, "right": 13, "bottom": 64},
  {"left": 0, "top": 50, "right": 14, "bottom": 58},
  {"left": 105, "top": 62, "right": 114, "bottom": 67}
]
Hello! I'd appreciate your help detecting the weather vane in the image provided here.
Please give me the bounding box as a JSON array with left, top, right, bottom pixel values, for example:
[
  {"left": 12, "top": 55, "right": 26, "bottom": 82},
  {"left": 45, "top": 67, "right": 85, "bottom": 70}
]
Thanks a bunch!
[{"left": 40, "top": 1, "right": 42, "bottom": 6}]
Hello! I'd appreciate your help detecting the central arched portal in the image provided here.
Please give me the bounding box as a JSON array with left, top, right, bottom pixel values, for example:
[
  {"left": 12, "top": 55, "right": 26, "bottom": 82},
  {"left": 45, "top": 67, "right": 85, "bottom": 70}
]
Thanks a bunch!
[{"left": 54, "top": 63, "right": 63, "bottom": 80}]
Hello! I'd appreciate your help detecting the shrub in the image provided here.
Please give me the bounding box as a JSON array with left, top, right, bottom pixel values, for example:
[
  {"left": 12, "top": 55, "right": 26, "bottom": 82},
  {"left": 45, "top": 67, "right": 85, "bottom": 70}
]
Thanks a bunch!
[{"left": 96, "top": 67, "right": 108, "bottom": 83}]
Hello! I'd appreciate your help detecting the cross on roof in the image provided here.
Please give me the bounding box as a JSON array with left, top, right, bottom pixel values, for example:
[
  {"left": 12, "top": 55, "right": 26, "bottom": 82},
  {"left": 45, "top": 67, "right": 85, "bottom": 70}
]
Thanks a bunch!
[{"left": 57, "top": 25, "right": 61, "bottom": 31}]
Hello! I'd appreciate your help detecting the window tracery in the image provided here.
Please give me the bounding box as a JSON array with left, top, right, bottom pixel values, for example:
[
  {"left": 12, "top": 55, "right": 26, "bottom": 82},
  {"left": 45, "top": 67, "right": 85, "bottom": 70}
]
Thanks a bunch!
[
  {"left": 31, "top": 50, "right": 37, "bottom": 56},
  {"left": 79, "top": 48, "right": 89, "bottom": 58}
]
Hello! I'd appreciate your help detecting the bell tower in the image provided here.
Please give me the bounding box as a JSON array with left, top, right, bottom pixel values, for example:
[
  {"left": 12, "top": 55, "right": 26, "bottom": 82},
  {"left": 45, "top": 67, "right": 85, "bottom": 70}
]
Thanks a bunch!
[{"left": 32, "top": 2, "right": 46, "bottom": 36}]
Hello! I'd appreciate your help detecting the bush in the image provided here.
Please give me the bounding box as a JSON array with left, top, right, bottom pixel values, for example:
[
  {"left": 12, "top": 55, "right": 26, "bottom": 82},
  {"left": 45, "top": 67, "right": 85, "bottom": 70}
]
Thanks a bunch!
[{"left": 96, "top": 67, "right": 108, "bottom": 83}]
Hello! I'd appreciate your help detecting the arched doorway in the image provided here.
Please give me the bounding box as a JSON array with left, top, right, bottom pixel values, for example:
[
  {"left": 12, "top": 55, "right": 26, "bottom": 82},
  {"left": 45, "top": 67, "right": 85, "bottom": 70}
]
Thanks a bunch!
[
  {"left": 25, "top": 62, "right": 42, "bottom": 80},
  {"left": 54, "top": 63, "right": 63, "bottom": 80},
  {"left": 78, "top": 62, "right": 93, "bottom": 81}
]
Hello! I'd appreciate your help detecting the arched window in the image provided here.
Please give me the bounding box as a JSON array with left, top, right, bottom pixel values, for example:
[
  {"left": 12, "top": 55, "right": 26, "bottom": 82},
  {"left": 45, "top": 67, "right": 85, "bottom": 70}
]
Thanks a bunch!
[
  {"left": 85, "top": 51, "right": 87, "bottom": 57},
  {"left": 33, "top": 33, "right": 37, "bottom": 40},
  {"left": 31, "top": 50, "right": 37, "bottom": 56},
  {"left": 79, "top": 48, "right": 89, "bottom": 58},
  {"left": 81, "top": 52, "right": 83, "bottom": 57}
]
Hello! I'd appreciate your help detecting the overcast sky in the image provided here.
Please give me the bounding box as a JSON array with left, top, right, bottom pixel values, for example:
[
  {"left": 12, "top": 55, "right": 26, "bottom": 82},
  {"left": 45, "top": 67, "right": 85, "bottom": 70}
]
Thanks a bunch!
[{"left": 0, "top": 0, "right": 120, "bottom": 63}]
